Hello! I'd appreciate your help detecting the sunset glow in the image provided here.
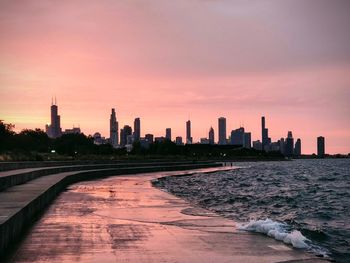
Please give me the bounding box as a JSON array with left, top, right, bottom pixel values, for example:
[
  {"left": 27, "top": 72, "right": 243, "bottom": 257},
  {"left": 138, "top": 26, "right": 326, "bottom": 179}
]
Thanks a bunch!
[{"left": 1, "top": 0, "right": 349, "bottom": 154}]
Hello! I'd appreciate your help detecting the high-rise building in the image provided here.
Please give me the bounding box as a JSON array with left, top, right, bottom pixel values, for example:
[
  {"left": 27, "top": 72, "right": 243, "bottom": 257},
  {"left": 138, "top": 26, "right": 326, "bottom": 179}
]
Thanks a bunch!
[
  {"left": 165, "top": 128, "right": 172, "bottom": 141},
  {"left": 175, "top": 136, "right": 183, "bottom": 145},
  {"left": 133, "top": 118, "right": 141, "bottom": 142},
  {"left": 285, "top": 131, "right": 294, "bottom": 157},
  {"left": 186, "top": 120, "right": 192, "bottom": 144},
  {"left": 109, "top": 108, "right": 118, "bottom": 148},
  {"left": 231, "top": 127, "right": 245, "bottom": 146},
  {"left": 208, "top": 127, "right": 214, "bottom": 145},
  {"left": 317, "top": 136, "right": 325, "bottom": 157},
  {"left": 279, "top": 138, "right": 285, "bottom": 155},
  {"left": 243, "top": 132, "right": 251, "bottom": 149},
  {"left": 120, "top": 125, "right": 132, "bottom": 147},
  {"left": 145, "top": 134, "right": 154, "bottom": 143},
  {"left": 253, "top": 140, "right": 262, "bottom": 151},
  {"left": 46, "top": 98, "right": 62, "bottom": 138},
  {"left": 261, "top": 116, "right": 270, "bottom": 151},
  {"left": 218, "top": 117, "right": 226, "bottom": 145},
  {"left": 294, "top": 138, "right": 301, "bottom": 156}
]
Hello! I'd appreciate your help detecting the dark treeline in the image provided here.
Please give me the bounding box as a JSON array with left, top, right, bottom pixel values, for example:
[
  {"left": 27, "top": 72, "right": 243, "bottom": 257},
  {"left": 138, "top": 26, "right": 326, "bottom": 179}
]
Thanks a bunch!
[{"left": 0, "top": 120, "right": 283, "bottom": 159}]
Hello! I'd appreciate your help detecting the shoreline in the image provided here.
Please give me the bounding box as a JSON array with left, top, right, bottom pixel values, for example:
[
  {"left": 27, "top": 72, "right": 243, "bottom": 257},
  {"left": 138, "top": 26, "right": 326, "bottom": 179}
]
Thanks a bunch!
[{"left": 7, "top": 167, "right": 327, "bottom": 262}]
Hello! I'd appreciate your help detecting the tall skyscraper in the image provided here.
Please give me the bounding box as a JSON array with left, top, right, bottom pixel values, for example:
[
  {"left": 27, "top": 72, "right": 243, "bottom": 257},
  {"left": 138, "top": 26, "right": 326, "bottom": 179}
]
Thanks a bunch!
[
  {"left": 285, "top": 131, "right": 294, "bottom": 157},
  {"left": 208, "top": 127, "right": 214, "bottom": 145},
  {"left": 294, "top": 138, "right": 301, "bottom": 156},
  {"left": 46, "top": 98, "right": 62, "bottom": 138},
  {"left": 186, "top": 120, "right": 192, "bottom": 144},
  {"left": 317, "top": 136, "right": 325, "bottom": 157},
  {"left": 133, "top": 118, "right": 141, "bottom": 142},
  {"left": 261, "top": 116, "right": 270, "bottom": 151},
  {"left": 109, "top": 108, "right": 118, "bottom": 148},
  {"left": 218, "top": 117, "right": 226, "bottom": 145},
  {"left": 165, "top": 128, "right": 172, "bottom": 141}
]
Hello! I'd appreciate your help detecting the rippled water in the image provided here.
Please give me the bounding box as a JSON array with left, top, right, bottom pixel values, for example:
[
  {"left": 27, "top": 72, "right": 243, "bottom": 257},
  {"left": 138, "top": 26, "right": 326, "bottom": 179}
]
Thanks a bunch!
[{"left": 153, "top": 159, "right": 350, "bottom": 262}]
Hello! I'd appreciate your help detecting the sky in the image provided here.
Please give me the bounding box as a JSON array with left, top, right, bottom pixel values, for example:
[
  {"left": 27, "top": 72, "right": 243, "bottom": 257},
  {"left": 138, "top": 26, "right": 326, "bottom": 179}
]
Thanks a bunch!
[{"left": 0, "top": 0, "right": 349, "bottom": 154}]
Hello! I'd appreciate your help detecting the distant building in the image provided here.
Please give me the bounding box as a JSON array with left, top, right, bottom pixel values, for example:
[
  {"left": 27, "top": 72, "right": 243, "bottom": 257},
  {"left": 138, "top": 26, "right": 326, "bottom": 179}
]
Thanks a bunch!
[
  {"left": 200, "top": 138, "right": 210, "bottom": 144},
  {"left": 186, "top": 120, "right": 192, "bottom": 144},
  {"left": 294, "top": 138, "right": 301, "bottom": 156},
  {"left": 145, "top": 133, "right": 154, "bottom": 143},
  {"left": 285, "top": 131, "right": 294, "bottom": 157},
  {"left": 126, "top": 134, "right": 134, "bottom": 145},
  {"left": 231, "top": 127, "right": 244, "bottom": 146},
  {"left": 317, "top": 136, "right": 325, "bottom": 157},
  {"left": 279, "top": 138, "right": 285, "bottom": 155},
  {"left": 46, "top": 98, "right": 62, "bottom": 138},
  {"left": 93, "top": 132, "right": 105, "bottom": 145},
  {"left": 120, "top": 125, "right": 132, "bottom": 147},
  {"left": 243, "top": 132, "right": 251, "bottom": 148},
  {"left": 139, "top": 137, "right": 150, "bottom": 149},
  {"left": 208, "top": 127, "right": 214, "bottom": 145},
  {"left": 109, "top": 108, "right": 118, "bottom": 148},
  {"left": 253, "top": 140, "right": 262, "bottom": 151},
  {"left": 218, "top": 117, "right": 226, "bottom": 145},
  {"left": 133, "top": 118, "right": 141, "bottom": 142},
  {"left": 154, "top": 136, "right": 165, "bottom": 143},
  {"left": 175, "top": 136, "right": 183, "bottom": 145},
  {"left": 270, "top": 142, "right": 280, "bottom": 152},
  {"left": 63, "top": 127, "right": 81, "bottom": 134},
  {"left": 165, "top": 128, "right": 172, "bottom": 141}
]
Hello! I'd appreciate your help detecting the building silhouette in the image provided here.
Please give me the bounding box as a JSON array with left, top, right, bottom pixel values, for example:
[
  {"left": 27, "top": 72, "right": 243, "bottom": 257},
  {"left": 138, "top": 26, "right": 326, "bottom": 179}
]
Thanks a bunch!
[
  {"left": 45, "top": 98, "right": 62, "bottom": 138},
  {"left": 294, "top": 138, "right": 301, "bottom": 156},
  {"left": 243, "top": 132, "right": 251, "bottom": 148},
  {"left": 109, "top": 108, "right": 118, "bottom": 148},
  {"left": 133, "top": 118, "right": 141, "bottom": 142},
  {"left": 176, "top": 136, "right": 183, "bottom": 145},
  {"left": 261, "top": 116, "right": 271, "bottom": 151},
  {"left": 145, "top": 133, "right": 154, "bottom": 143},
  {"left": 186, "top": 120, "right": 192, "bottom": 144},
  {"left": 208, "top": 127, "right": 214, "bottom": 145},
  {"left": 120, "top": 125, "right": 132, "bottom": 147},
  {"left": 285, "top": 131, "right": 294, "bottom": 157},
  {"left": 253, "top": 140, "right": 262, "bottom": 151},
  {"left": 231, "top": 127, "right": 244, "bottom": 146},
  {"left": 165, "top": 128, "right": 172, "bottom": 141},
  {"left": 317, "top": 136, "right": 325, "bottom": 157},
  {"left": 218, "top": 117, "right": 226, "bottom": 145}
]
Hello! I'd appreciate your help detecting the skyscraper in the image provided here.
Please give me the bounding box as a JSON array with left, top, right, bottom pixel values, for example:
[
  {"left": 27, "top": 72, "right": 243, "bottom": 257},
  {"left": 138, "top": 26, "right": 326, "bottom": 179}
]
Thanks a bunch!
[
  {"left": 294, "top": 138, "right": 301, "bottom": 156},
  {"left": 243, "top": 132, "right": 251, "bottom": 148},
  {"left": 186, "top": 120, "right": 192, "bottom": 144},
  {"left": 165, "top": 128, "right": 172, "bottom": 141},
  {"left": 175, "top": 136, "right": 183, "bottom": 145},
  {"left": 285, "top": 131, "right": 294, "bottom": 157},
  {"left": 109, "top": 108, "right": 118, "bottom": 148},
  {"left": 46, "top": 98, "right": 62, "bottom": 138},
  {"left": 208, "top": 127, "right": 214, "bottom": 145},
  {"left": 317, "top": 136, "right": 325, "bottom": 157},
  {"left": 261, "top": 116, "right": 270, "bottom": 151},
  {"left": 231, "top": 127, "right": 244, "bottom": 146},
  {"left": 218, "top": 117, "right": 226, "bottom": 145},
  {"left": 120, "top": 125, "right": 132, "bottom": 147},
  {"left": 145, "top": 134, "right": 154, "bottom": 143},
  {"left": 133, "top": 118, "right": 141, "bottom": 142}
]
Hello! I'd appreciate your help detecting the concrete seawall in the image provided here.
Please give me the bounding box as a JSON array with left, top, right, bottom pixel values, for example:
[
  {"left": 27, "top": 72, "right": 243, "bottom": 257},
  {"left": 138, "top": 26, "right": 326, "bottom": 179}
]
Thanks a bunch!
[
  {"left": 0, "top": 161, "right": 211, "bottom": 191},
  {"left": 0, "top": 162, "right": 220, "bottom": 257}
]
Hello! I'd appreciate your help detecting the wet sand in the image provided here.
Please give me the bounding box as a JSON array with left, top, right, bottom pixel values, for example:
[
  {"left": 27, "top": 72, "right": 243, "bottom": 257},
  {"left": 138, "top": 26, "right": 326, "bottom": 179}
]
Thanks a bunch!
[{"left": 9, "top": 168, "right": 325, "bottom": 263}]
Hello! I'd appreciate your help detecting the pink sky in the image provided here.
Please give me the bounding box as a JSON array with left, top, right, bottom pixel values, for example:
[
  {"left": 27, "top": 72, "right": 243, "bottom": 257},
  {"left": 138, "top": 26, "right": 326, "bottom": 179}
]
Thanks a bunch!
[{"left": 0, "top": 0, "right": 349, "bottom": 154}]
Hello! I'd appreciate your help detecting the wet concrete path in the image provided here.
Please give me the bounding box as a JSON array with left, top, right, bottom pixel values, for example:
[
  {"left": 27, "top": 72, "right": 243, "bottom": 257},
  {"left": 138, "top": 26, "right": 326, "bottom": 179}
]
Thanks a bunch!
[{"left": 8, "top": 168, "right": 325, "bottom": 263}]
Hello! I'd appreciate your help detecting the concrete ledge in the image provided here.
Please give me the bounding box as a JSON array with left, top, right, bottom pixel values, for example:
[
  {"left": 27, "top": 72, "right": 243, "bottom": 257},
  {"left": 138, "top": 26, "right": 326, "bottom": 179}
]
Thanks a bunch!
[
  {"left": 0, "top": 161, "right": 210, "bottom": 191},
  {"left": 0, "top": 162, "right": 220, "bottom": 257}
]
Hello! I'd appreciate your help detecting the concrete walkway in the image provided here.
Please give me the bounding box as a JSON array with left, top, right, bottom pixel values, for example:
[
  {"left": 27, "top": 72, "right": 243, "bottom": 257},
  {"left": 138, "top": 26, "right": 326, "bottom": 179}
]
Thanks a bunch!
[{"left": 8, "top": 168, "right": 326, "bottom": 263}]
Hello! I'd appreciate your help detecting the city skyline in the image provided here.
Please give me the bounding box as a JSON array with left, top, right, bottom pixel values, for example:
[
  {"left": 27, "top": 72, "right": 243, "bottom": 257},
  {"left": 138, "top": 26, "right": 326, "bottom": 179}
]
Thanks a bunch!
[{"left": 1, "top": 1, "right": 349, "bottom": 154}]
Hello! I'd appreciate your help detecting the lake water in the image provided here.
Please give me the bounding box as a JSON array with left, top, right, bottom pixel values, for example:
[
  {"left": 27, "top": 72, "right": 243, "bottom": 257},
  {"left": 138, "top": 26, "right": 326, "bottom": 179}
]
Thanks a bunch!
[{"left": 153, "top": 159, "right": 350, "bottom": 262}]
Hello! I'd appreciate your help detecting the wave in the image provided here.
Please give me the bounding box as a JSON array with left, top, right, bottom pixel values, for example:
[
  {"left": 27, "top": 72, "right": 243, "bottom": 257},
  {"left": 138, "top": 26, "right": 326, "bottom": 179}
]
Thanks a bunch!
[{"left": 237, "top": 218, "right": 309, "bottom": 249}]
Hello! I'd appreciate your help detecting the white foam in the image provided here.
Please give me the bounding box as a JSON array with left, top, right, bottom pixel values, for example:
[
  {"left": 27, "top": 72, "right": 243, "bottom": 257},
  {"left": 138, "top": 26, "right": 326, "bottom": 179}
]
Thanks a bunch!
[{"left": 238, "top": 219, "right": 309, "bottom": 249}]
